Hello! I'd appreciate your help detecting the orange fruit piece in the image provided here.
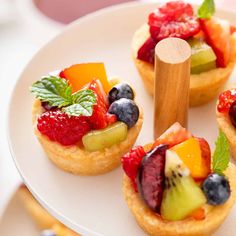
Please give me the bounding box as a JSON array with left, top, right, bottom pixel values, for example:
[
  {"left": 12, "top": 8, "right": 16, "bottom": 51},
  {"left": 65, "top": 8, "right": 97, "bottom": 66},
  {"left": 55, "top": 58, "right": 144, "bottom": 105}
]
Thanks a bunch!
[
  {"left": 189, "top": 207, "right": 205, "bottom": 220},
  {"left": 171, "top": 138, "right": 209, "bottom": 180},
  {"left": 61, "top": 63, "right": 111, "bottom": 93}
]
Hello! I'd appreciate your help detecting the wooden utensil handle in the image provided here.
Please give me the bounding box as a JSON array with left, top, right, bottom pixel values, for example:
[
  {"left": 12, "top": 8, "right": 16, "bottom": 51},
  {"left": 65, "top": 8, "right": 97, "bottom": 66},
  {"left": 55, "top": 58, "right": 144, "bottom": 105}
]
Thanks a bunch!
[{"left": 154, "top": 38, "right": 191, "bottom": 139}]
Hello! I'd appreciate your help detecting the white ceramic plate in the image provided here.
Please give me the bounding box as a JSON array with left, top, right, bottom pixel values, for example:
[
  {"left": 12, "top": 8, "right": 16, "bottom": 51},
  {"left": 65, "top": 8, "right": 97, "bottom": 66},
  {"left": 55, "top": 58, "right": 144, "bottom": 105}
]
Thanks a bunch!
[
  {"left": 7, "top": 2, "right": 236, "bottom": 235},
  {"left": 0, "top": 187, "right": 39, "bottom": 236}
]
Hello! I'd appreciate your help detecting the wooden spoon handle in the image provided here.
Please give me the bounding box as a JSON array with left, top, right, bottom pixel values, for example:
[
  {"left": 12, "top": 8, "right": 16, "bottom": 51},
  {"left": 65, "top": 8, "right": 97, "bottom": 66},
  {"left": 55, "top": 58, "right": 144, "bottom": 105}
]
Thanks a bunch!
[{"left": 154, "top": 38, "right": 191, "bottom": 139}]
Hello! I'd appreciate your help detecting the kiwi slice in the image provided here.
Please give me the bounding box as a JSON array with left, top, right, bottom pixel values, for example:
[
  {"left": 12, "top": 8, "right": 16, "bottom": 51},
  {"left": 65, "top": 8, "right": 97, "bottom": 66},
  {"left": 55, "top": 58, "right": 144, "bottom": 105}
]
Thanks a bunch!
[
  {"left": 188, "top": 38, "right": 217, "bottom": 74},
  {"left": 82, "top": 121, "right": 128, "bottom": 151},
  {"left": 160, "top": 150, "right": 206, "bottom": 221}
]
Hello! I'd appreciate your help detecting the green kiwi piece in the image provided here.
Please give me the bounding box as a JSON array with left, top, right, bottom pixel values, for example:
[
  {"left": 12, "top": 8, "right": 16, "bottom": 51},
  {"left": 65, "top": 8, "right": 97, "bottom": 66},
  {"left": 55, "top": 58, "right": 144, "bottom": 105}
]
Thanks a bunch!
[
  {"left": 188, "top": 38, "right": 217, "bottom": 74},
  {"left": 160, "top": 150, "right": 206, "bottom": 221},
  {"left": 82, "top": 121, "right": 128, "bottom": 151}
]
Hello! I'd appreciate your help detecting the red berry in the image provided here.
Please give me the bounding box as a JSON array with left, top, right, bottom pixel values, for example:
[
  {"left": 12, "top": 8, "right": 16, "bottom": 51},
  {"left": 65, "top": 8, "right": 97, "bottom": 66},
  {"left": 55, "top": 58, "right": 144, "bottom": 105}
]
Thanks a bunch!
[
  {"left": 217, "top": 89, "right": 236, "bottom": 113},
  {"left": 148, "top": 0, "right": 200, "bottom": 41},
  {"left": 105, "top": 113, "right": 117, "bottom": 125},
  {"left": 59, "top": 70, "right": 66, "bottom": 78},
  {"left": 200, "top": 17, "right": 232, "bottom": 67},
  {"left": 137, "top": 37, "right": 157, "bottom": 64},
  {"left": 121, "top": 146, "right": 146, "bottom": 191},
  {"left": 37, "top": 110, "right": 90, "bottom": 146},
  {"left": 88, "top": 80, "right": 109, "bottom": 130}
]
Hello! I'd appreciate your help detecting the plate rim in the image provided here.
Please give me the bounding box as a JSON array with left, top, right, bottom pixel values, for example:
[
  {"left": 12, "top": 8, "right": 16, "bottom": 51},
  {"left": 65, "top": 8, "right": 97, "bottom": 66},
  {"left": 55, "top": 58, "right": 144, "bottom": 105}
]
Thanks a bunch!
[{"left": 6, "top": 1, "right": 236, "bottom": 235}]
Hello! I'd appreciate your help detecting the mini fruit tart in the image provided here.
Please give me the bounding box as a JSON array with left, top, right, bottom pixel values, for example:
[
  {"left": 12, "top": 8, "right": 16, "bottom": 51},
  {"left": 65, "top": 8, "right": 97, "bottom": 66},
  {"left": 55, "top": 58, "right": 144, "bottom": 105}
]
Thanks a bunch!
[
  {"left": 122, "top": 123, "right": 236, "bottom": 236},
  {"left": 19, "top": 185, "right": 79, "bottom": 235},
  {"left": 132, "top": 0, "right": 236, "bottom": 106},
  {"left": 216, "top": 87, "right": 236, "bottom": 160},
  {"left": 30, "top": 63, "right": 143, "bottom": 175}
]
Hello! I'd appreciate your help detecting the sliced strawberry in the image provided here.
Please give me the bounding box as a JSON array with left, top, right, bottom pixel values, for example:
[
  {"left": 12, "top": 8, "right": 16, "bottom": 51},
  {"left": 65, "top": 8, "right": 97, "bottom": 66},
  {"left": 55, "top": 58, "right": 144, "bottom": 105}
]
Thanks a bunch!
[
  {"left": 137, "top": 37, "right": 156, "bottom": 64},
  {"left": 153, "top": 122, "right": 192, "bottom": 148},
  {"left": 148, "top": 1, "right": 200, "bottom": 41},
  {"left": 196, "top": 138, "right": 211, "bottom": 178},
  {"left": 88, "top": 80, "right": 109, "bottom": 130},
  {"left": 200, "top": 17, "right": 232, "bottom": 67}
]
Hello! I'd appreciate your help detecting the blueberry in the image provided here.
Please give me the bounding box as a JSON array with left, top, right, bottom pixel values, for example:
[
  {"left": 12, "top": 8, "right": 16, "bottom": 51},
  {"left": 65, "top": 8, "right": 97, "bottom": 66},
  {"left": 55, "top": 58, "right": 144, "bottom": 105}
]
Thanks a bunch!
[
  {"left": 108, "top": 83, "right": 134, "bottom": 103},
  {"left": 229, "top": 100, "right": 236, "bottom": 128},
  {"left": 202, "top": 173, "right": 230, "bottom": 205},
  {"left": 40, "top": 230, "right": 57, "bottom": 236},
  {"left": 108, "top": 98, "right": 139, "bottom": 128}
]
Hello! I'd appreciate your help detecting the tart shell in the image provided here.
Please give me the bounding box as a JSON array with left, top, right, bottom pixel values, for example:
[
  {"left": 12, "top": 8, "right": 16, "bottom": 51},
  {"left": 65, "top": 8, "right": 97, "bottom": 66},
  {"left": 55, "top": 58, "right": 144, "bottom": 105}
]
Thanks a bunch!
[
  {"left": 132, "top": 24, "right": 236, "bottom": 107},
  {"left": 32, "top": 99, "right": 143, "bottom": 175},
  {"left": 19, "top": 185, "right": 59, "bottom": 229},
  {"left": 123, "top": 163, "right": 236, "bottom": 236},
  {"left": 19, "top": 186, "right": 79, "bottom": 235}
]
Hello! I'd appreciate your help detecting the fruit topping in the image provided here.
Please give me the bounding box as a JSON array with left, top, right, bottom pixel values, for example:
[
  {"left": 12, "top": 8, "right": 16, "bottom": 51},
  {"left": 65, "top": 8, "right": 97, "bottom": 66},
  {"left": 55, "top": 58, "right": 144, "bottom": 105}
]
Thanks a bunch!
[
  {"left": 108, "top": 83, "right": 134, "bottom": 104},
  {"left": 196, "top": 138, "right": 212, "bottom": 177},
  {"left": 138, "top": 145, "right": 168, "bottom": 212},
  {"left": 82, "top": 121, "right": 128, "bottom": 151},
  {"left": 160, "top": 150, "right": 206, "bottom": 221},
  {"left": 122, "top": 146, "right": 146, "bottom": 191},
  {"left": 217, "top": 89, "right": 236, "bottom": 113},
  {"left": 200, "top": 17, "right": 232, "bottom": 67},
  {"left": 40, "top": 230, "right": 56, "bottom": 236},
  {"left": 172, "top": 138, "right": 210, "bottom": 180},
  {"left": 229, "top": 101, "right": 236, "bottom": 128},
  {"left": 60, "top": 63, "right": 111, "bottom": 93},
  {"left": 37, "top": 110, "right": 90, "bottom": 146},
  {"left": 137, "top": 37, "right": 156, "bottom": 64},
  {"left": 202, "top": 173, "right": 230, "bottom": 205},
  {"left": 190, "top": 207, "right": 206, "bottom": 220},
  {"left": 87, "top": 80, "right": 110, "bottom": 130},
  {"left": 188, "top": 37, "right": 216, "bottom": 74},
  {"left": 105, "top": 113, "right": 117, "bottom": 125},
  {"left": 148, "top": 1, "right": 200, "bottom": 42},
  {"left": 153, "top": 122, "right": 192, "bottom": 148},
  {"left": 108, "top": 98, "right": 139, "bottom": 128}
]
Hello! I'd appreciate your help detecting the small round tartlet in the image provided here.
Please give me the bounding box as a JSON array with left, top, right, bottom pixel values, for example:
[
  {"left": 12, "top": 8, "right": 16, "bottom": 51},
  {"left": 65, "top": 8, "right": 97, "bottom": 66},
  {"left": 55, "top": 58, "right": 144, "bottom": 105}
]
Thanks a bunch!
[
  {"left": 32, "top": 99, "right": 143, "bottom": 175},
  {"left": 19, "top": 185, "right": 79, "bottom": 235},
  {"left": 121, "top": 123, "right": 236, "bottom": 236},
  {"left": 123, "top": 164, "right": 236, "bottom": 236},
  {"left": 132, "top": 25, "right": 236, "bottom": 107}
]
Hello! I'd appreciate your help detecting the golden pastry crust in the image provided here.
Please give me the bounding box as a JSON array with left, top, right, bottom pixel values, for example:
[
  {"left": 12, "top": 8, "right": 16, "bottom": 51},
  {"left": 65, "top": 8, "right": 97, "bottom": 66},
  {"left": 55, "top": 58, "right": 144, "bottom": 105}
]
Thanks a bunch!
[
  {"left": 132, "top": 24, "right": 236, "bottom": 107},
  {"left": 216, "top": 107, "right": 236, "bottom": 160},
  {"left": 19, "top": 186, "right": 80, "bottom": 235},
  {"left": 52, "top": 224, "right": 80, "bottom": 236},
  {"left": 18, "top": 186, "right": 59, "bottom": 229},
  {"left": 32, "top": 99, "right": 143, "bottom": 175},
  {"left": 123, "top": 163, "right": 236, "bottom": 236}
]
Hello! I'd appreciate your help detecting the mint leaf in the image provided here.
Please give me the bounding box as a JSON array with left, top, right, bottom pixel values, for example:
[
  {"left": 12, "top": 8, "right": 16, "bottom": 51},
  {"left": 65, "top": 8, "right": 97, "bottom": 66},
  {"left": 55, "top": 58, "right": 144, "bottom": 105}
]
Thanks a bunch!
[
  {"left": 197, "top": 0, "right": 215, "bottom": 19},
  {"left": 30, "top": 76, "right": 72, "bottom": 107},
  {"left": 213, "top": 130, "right": 230, "bottom": 174},
  {"left": 63, "top": 90, "right": 96, "bottom": 116},
  {"left": 31, "top": 76, "right": 97, "bottom": 117}
]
